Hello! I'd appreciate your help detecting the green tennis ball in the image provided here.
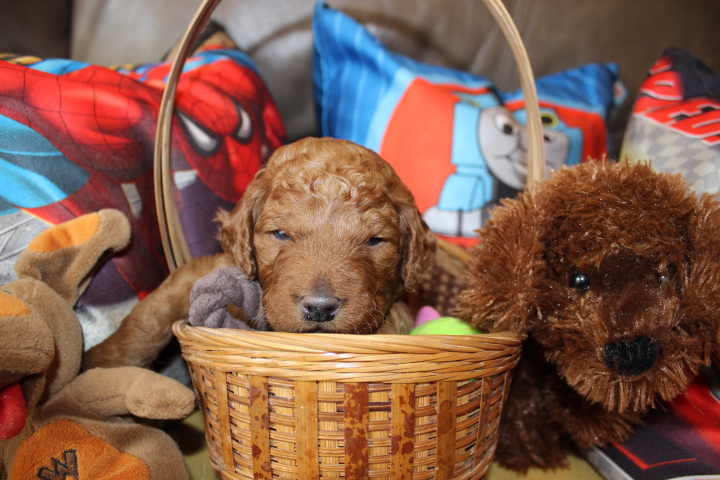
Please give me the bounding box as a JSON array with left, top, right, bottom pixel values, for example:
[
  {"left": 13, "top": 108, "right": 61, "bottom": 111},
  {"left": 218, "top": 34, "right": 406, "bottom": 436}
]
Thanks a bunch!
[{"left": 410, "top": 317, "right": 483, "bottom": 335}]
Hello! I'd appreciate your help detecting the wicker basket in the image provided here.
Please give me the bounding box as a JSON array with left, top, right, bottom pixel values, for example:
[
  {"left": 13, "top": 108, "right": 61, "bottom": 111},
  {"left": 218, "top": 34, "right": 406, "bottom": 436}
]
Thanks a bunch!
[
  {"left": 158, "top": 0, "right": 545, "bottom": 478},
  {"left": 173, "top": 324, "right": 523, "bottom": 480}
]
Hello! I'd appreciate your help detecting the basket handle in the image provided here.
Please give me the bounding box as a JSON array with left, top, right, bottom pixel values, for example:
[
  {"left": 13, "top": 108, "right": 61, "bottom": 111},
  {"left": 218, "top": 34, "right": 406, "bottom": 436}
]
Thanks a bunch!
[
  {"left": 154, "top": 0, "right": 546, "bottom": 271},
  {"left": 154, "top": 0, "right": 224, "bottom": 270},
  {"left": 479, "top": 0, "right": 546, "bottom": 185}
]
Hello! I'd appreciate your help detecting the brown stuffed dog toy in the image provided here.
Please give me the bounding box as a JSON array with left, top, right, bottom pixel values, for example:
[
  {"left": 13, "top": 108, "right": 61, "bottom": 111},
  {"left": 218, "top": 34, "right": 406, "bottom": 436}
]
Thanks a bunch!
[
  {"left": 457, "top": 160, "right": 720, "bottom": 471},
  {"left": 0, "top": 210, "right": 195, "bottom": 479}
]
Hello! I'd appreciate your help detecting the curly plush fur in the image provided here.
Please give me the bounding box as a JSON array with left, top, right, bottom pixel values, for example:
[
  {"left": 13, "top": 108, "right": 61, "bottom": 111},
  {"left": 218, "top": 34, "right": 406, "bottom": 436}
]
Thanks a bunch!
[
  {"left": 457, "top": 160, "right": 720, "bottom": 471},
  {"left": 85, "top": 137, "right": 435, "bottom": 369}
]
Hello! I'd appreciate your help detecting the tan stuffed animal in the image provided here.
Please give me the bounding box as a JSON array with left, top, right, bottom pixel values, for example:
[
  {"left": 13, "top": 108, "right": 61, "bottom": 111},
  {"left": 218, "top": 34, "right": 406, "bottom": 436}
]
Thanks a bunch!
[{"left": 0, "top": 209, "right": 195, "bottom": 480}]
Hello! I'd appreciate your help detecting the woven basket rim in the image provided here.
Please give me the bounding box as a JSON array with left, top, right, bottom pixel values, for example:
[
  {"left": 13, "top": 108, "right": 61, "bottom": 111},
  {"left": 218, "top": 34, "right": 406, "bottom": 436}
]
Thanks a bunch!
[
  {"left": 173, "top": 320, "right": 525, "bottom": 351},
  {"left": 174, "top": 320, "right": 524, "bottom": 382}
]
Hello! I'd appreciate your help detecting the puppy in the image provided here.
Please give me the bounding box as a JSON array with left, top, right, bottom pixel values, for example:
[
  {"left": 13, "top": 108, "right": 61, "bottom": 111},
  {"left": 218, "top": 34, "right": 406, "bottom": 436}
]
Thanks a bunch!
[{"left": 85, "top": 137, "right": 436, "bottom": 368}]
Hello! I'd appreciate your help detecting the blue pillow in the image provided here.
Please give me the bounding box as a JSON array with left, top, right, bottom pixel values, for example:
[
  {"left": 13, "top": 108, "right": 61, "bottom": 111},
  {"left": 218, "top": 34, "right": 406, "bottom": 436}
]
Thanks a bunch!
[{"left": 313, "top": 1, "right": 623, "bottom": 246}]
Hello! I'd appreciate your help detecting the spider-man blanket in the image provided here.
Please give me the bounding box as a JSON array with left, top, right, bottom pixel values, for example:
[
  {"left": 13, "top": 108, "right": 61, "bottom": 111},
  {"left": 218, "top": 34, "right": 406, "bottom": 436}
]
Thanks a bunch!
[{"left": 0, "top": 47, "right": 286, "bottom": 347}]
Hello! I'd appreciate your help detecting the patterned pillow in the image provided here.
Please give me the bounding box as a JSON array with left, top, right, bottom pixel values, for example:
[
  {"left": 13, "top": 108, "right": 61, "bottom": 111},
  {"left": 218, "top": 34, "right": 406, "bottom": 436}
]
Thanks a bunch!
[
  {"left": 620, "top": 47, "right": 720, "bottom": 194},
  {"left": 313, "top": 1, "right": 623, "bottom": 247},
  {"left": 0, "top": 44, "right": 286, "bottom": 348}
]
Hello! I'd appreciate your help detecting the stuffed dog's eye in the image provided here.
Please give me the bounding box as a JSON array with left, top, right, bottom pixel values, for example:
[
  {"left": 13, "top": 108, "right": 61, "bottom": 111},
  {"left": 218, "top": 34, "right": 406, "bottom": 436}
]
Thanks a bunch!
[
  {"left": 569, "top": 272, "right": 591, "bottom": 292},
  {"left": 657, "top": 264, "right": 675, "bottom": 285},
  {"left": 366, "top": 237, "right": 384, "bottom": 247},
  {"left": 657, "top": 270, "right": 674, "bottom": 285},
  {"left": 273, "top": 230, "right": 291, "bottom": 241}
]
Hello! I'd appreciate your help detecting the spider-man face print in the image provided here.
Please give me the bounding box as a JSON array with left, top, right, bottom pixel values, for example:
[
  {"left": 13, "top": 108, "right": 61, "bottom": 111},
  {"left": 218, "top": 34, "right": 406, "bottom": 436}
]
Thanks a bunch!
[
  {"left": 115, "top": 49, "right": 287, "bottom": 203},
  {"left": 171, "top": 57, "right": 285, "bottom": 202}
]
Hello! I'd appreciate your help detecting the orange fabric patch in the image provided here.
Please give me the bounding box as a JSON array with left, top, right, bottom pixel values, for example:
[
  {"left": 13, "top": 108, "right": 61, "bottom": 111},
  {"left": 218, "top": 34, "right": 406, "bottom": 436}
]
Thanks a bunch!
[
  {"left": 380, "top": 79, "right": 495, "bottom": 216},
  {"left": 28, "top": 213, "right": 101, "bottom": 254},
  {"left": 0, "top": 292, "right": 31, "bottom": 317},
  {"left": 10, "top": 419, "right": 150, "bottom": 480},
  {"left": 380, "top": 78, "right": 460, "bottom": 215}
]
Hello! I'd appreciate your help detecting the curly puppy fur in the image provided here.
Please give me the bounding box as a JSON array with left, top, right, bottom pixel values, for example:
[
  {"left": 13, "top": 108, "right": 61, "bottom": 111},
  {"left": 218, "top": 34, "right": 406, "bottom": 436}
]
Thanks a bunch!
[
  {"left": 86, "top": 137, "right": 436, "bottom": 369},
  {"left": 457, "top": 160, "right": 720, "bottom": 471}
]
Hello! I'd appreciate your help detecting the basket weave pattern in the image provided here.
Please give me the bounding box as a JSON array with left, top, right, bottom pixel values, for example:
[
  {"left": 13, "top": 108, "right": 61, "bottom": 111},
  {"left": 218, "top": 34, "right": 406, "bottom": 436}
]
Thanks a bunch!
[
  {"left": 174, "top": 323, "right": 523, "bottom": 480},
  {"left": 418, "top": 241, "right": 470, "bottom": 316}
]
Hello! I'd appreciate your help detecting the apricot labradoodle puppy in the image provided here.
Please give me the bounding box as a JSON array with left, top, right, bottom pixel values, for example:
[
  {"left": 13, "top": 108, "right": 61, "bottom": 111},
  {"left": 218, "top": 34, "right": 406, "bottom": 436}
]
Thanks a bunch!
[{"left": 86, "top": 137, "right": 436, "bottom": 369}]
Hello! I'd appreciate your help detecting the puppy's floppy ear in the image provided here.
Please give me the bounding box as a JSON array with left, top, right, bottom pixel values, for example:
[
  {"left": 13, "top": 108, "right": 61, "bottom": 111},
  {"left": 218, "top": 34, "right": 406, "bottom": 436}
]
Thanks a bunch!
[
  {"left": 456, "top": 190, "right": 547, "bottom": 333},
  {"left": 398, "top": 201, "right": 437, "bottom": 292},
  {"left": 219, "top": 169, "right": 268, "bottom": 279}
]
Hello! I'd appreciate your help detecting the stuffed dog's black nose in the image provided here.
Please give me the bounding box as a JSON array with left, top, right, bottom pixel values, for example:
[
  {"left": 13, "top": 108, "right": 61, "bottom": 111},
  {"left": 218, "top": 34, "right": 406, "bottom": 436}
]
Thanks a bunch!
[
  {"left": 604, "top": 336, "right": 661, "bottom": 376},
  {"left": 301, "top": 295, "right": 341, "bottom": 322}
]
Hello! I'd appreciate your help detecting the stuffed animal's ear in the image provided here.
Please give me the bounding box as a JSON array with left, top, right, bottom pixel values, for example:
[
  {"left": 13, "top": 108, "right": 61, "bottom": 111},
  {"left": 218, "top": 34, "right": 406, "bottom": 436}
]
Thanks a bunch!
[
  {"left": 219, "top": 168, "right": 268, "bottom": 280},
  {"left": 14, "top": 209, "right": 131, "bottom": 305},
  {"left": 456, "top": 190, "right": 547, "bottom": 333},
  {"left": 682, "top": 192, "right": 720, "bottom": 361},
  {"left": 0, "top": 290, "right": 56, "bottom": 420}
]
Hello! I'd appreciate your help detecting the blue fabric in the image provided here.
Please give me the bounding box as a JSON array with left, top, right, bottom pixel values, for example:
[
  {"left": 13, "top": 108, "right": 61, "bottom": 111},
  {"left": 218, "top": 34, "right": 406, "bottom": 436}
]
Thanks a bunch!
[{"left": 0, "top": 115, "right": 88, "bottom": 214}]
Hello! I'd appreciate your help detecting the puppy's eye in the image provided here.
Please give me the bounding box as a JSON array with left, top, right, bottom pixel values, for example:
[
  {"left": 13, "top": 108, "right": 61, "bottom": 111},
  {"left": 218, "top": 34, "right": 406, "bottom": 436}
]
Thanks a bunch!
[
  {"left": 273, "top": 230, "right": 291, "bottom": 241},
  {"left": 366, "top": 237, "right": 384, "bottom": 247},
  {"left": 569, "top": 272, "right": 591, "bottom": 292}
]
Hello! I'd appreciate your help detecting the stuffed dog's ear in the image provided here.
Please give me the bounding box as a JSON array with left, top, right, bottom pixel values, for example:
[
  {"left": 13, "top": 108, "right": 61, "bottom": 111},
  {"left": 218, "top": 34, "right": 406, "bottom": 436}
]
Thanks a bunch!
[
  {"left": 398, "top": 201, "right": 437, "bottom": 292},
  {"left": 457, "top": 190, "right": 547, "bottom": 333},
  {"left": 681, "top": 191, "right": 720, "bottom": 362},
  {"left": 219, "top": 169, "right": 268, "bottom": 279},
  {"left": 14, "top": 209, "right": 131, "bottom": 305}
]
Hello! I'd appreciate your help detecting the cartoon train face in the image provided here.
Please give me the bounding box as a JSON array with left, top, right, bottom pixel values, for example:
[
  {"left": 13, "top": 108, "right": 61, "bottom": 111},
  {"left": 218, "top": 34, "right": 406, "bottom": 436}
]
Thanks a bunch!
[
  {"left": 479, "top": 106, "right": 572, "bottom": 190},
  {"left": 423, "top": 103, "right": 580, "bottom": 238}
]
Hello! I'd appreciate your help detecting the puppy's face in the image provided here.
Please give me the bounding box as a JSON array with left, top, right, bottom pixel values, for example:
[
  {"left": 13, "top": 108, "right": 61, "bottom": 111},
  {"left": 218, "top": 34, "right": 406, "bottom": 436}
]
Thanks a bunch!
[
  {"left": 221, "top": 137, "right": 435, "bottom": 334},
  {"left": 253, "top": 186, "right": 402, "bottom": 333}
]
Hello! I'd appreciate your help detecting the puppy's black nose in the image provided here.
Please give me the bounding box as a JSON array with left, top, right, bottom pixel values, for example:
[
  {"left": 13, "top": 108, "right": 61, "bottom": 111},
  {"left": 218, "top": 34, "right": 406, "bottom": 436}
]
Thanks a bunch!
[
  {"left": 604, "top": 336, "right": 661, "bottom": 376},
  {"left": 301, "top": 295, "right": 341, "bottom": 323}
]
